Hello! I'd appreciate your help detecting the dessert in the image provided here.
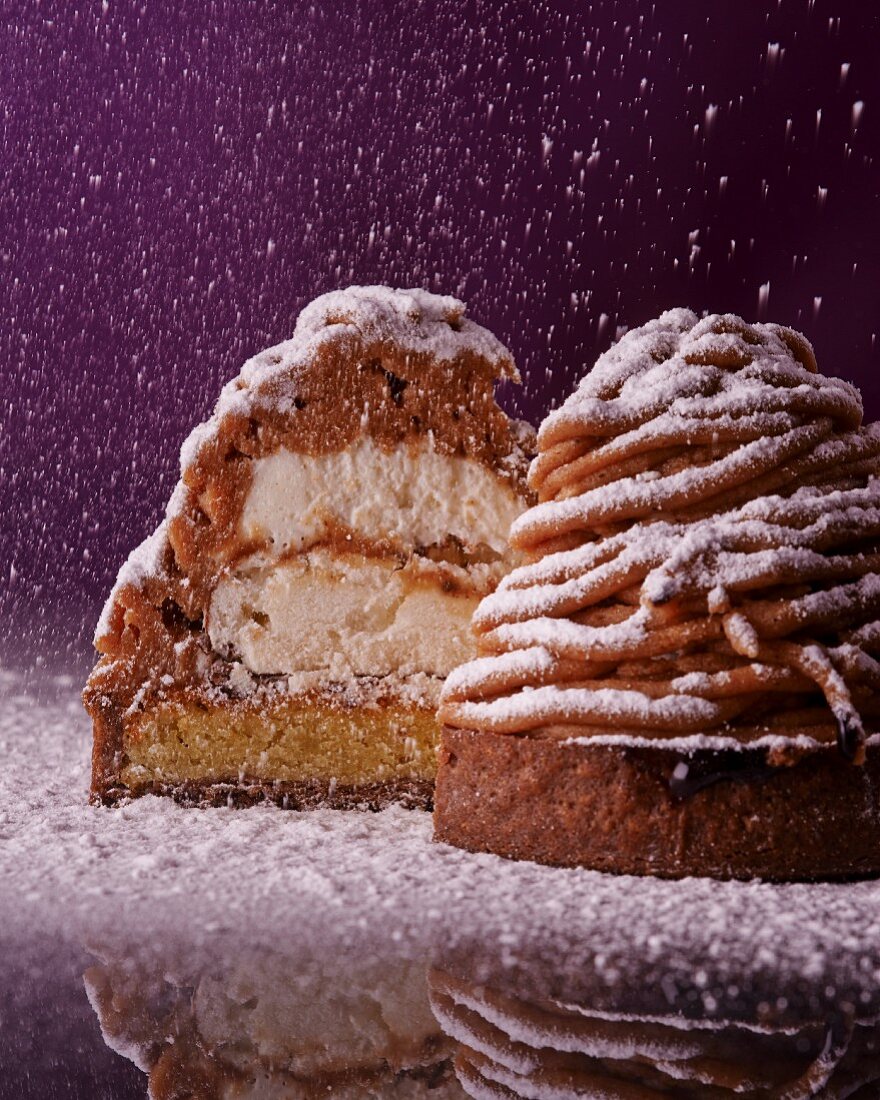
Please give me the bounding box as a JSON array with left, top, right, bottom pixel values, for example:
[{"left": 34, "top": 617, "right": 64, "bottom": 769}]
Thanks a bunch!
[
  {"left": 85, "top": 943, "right": 466, "bottom": 1098},
  {"left": 84, "top": 286, "right": 533, "bottom": 808},
  {"left": 436, "top": 308, "right": 880, "bottom": 879},
  {"left": 429, "top": 968, "right": 880, "bottom": 1098}
]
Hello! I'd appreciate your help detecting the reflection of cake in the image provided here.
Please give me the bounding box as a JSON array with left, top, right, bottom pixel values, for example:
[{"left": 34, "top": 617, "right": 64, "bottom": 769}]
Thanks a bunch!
[
  {"left": 436, "top": 309, "right": 880, "bottom": 879},
  {"left": 84, "top": 287, "right": 533, "bottom": 807},
  {"left": 84, "top": 946, "right": 466, "bottom": 1098},
  {"left": 429, "top": 968, "right": 880, "bottom": 1098}
]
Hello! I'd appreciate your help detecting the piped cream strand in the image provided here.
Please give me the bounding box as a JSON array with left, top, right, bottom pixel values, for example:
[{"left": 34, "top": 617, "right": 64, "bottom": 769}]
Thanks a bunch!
[{"left": 439, "top": 309, "right": 880, "bottom": 763}]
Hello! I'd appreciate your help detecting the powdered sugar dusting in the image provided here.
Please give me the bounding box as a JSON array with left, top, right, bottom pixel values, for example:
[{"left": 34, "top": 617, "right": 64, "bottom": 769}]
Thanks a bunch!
[
  {"left": 563, "top": 731, "right": 880, "bottom": 753},
  {"left": 550, "top": 308, "right": 851, "bottom": 421},
  {"left": 93, "top": 522, "right": 168, "bottom": 645},
  {"left": 448, "top": 681, "right": 720, "bottom": 733},
  {"left": 215, "top": 285, "right": 516, "bottom": 429},
  {"left": 295, "top": 286, "right": 516, "bottom": 375},
  {"left": 2, "top": 668, "right": 880, "bottom": 1024},
  {"left": 442, "top": 310, "right": 880, "bottom": 751},
  {"left": 515, "top": 420, "right": 828, "bottom": 541}
]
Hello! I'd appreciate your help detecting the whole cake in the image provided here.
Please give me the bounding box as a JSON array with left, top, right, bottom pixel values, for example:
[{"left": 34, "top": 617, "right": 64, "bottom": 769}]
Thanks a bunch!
[
  {"left": 84, "top": 286, "right": 533, "bottom": 808},
  {"left": 429, "top": 968, "right": 880, "bottom": 1098},
  {"left": 435, "top": 308, "right": 880, "bottom": 880}
]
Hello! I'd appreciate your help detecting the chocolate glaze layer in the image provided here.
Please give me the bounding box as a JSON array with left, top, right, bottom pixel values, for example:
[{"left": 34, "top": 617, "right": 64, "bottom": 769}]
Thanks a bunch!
[{"left": 667, "top": 749, "right": 784, "bottom": 799}]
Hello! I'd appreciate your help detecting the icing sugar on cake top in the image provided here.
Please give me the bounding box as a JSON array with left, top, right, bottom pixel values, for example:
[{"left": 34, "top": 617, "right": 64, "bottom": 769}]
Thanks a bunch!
[
  {"left": 213, "top": 285, "right": 518, "bottom": 427},
  {"left": 441, "top": 308, "right": 880, "bottom": 761}
]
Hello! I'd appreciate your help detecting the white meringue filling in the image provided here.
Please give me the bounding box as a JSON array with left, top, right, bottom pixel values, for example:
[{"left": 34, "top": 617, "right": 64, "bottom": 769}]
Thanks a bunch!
[
  {"left": 208, "top": 551, "right": 480, "bottom": 679},
  {"left": 240, "top": 438, "right": 522, "bottom": 556}
]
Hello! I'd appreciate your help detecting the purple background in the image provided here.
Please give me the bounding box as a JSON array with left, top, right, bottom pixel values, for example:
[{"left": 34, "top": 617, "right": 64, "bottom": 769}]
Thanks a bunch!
[{"left": 3, "top": 1, "right": 879, "bottom": 673}]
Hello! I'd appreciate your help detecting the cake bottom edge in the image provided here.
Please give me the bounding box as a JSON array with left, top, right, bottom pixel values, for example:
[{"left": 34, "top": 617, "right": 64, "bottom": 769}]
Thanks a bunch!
[
  {"left": 433, "top": 727, "right": 880, "bottom": 882},
  {"left": 93, "top": 774, "right": 435, "bottom": 811}
]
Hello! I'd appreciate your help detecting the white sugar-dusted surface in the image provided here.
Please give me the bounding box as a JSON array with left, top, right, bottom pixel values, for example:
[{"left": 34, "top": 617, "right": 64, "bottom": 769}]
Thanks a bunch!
[
  {"left": 2, "top": 666, "right": 880, "bottom": 1019},
  {"left": 541, "top": 308, "right": 857, "bottom": 436},
  {"left": 294, "top": 285, "right": 516, "bottom": 374}
]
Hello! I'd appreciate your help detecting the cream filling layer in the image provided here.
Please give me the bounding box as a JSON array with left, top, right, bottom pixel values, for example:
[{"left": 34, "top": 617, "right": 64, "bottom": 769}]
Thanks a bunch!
[
  {"left": 208, "top": 552, "right": 479, "bottom": 679},
  {"left": 240, "top": 438, "right": 523, "bottom": 555}
]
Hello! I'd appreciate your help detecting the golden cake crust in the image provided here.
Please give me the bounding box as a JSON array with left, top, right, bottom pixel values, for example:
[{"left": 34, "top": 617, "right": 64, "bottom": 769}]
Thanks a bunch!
[{"left": 89, "top": 683, "right": 442, "bottom": 807}]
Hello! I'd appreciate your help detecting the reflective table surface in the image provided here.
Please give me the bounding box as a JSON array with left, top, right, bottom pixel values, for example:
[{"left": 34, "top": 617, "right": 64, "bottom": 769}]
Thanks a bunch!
[{"left": 2, "top": 670, "right": 879, "bottom": 1098}]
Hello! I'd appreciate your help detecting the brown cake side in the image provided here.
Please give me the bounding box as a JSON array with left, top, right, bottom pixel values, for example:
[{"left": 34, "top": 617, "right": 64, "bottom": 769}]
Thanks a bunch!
[{"left": 434, "top": 727, "right": 880, "bottom": 881}]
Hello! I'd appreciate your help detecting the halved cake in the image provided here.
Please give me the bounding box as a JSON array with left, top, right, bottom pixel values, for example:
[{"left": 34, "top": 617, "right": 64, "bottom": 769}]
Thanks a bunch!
[
  {"left": 84, "top": 286, "right": 533, "bottom": 807},
  {"left": 85, "top": 944, "right": 466, "bottom": 1098}
]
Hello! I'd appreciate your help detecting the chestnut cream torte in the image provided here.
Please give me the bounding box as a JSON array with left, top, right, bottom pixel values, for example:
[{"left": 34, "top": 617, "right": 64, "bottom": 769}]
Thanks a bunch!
[
  {"left": 435, "top": 309, "right": 880, "bottom": 881},
  {"left": 84, "top": 286, "right": 534, "bottom": 807},
  {"left": 428, "top": 967, "right": 880, "bottom": 1098}
]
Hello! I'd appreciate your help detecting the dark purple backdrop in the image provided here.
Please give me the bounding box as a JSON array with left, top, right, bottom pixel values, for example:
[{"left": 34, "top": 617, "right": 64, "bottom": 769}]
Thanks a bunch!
[{"left": 3, "top": 1, "right": 879, "bottom": 672}]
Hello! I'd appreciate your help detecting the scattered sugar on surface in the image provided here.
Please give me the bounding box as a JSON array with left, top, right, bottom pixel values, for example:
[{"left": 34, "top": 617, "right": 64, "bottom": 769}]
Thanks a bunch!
[{"left": 2, "top": 667, "right": 880, "bottom": 1015}]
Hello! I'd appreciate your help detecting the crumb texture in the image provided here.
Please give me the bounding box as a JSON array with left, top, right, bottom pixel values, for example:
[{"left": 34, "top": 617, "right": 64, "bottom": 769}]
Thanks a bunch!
[
  {"left": 117, "top": 695, "right": 441, "bottom": 795},
  {"left": 434, "top": 727, "right": 880, "bottom": 881}
]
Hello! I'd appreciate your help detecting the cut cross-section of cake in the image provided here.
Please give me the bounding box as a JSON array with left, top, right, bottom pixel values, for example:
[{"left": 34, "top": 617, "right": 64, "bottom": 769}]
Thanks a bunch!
[
  {"left": 85, "top": 944, "right": 466, "bottom": 1098},
  {"left": 84, "top": 286, "right": 534, "bottom": 808}
]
